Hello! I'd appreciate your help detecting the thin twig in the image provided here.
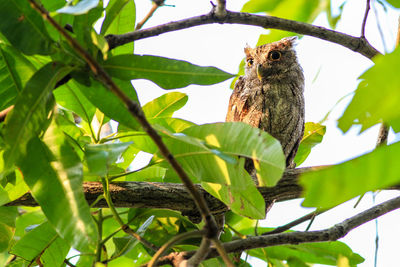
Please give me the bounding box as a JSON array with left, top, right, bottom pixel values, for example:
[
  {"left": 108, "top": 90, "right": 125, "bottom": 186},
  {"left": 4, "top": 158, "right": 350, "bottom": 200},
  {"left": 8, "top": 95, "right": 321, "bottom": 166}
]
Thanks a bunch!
[
  {"left": 28, "top": 0, "right": 218, "bottom": 239},
  {"left": 211, "top": 238, "right": 234, "bottom": 267},
  {"left": 262, "top": 209, "right": 327, "bottom": 236},
  {"left": 147, "top": 230, "right": 205, "bottom": 267},
  {"left": 105, "top": 10, "right": 380, "bottom": 59},
  {"left": 361, "top": 0, "right": 371, "bottom": 38},
  {"left": 136, "top": 1, "right": 164, "bottom": 30},
  {"left": 154, "top": 196, "right": 400, "bottom": 265},
  {"left": 100, "top": 177, "right": 159, "bottom": 252},
  {"left": 376, "top": 123, "right": 389, "bottom": 147},
  {"left": 186, "top": 238, "right": 212, "bottom": 267}
]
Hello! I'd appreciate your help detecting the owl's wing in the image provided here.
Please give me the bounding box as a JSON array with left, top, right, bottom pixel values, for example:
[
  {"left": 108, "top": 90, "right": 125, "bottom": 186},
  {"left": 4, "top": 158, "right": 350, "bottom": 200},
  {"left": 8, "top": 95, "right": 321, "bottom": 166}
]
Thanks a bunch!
[{"left": 226, "top": 77, "right": 263, "bottom": 128}]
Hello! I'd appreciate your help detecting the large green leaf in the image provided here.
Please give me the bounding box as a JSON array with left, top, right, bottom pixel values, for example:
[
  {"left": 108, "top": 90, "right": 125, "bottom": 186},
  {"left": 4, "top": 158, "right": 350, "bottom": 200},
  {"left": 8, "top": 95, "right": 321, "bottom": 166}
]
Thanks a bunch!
[
  {"left": 338, "top": 48, "right": 400, "bottom": 133},
  {"left": 2, "top": 63, "right": 72, "bottom": 175},
  {"left": 294, "top": 122, "right": 326, "bottom": 166},
  {"left": 242, "top": 0, "right": 281, "bottom": 12},
  {"left": 77, "top": 78, "right": 140, "bottom": 130},
  {"left": 180, "top": 122, "right": 285, "bottom": 187},
  {"left": 103, "top": 54, "right": 234, "bottom": 89},
  {"left": 143, "top": 92, "right": 188, "bottom": 119},
  {"left": 301, "top": 141, "right": 400, "bottom": 208},
  {"left": 0, "top": 0, "right": 54, "bottom": 55},
  {"left": 0, "top": 44, "right": 36, "bottom": 110},
  {"left": 18, "top": 121, "right": 98, "bottom": 252}
]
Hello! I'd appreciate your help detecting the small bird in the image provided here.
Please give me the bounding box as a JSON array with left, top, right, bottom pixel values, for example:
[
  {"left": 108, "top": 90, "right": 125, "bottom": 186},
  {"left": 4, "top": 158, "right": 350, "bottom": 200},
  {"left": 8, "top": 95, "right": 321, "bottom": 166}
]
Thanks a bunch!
[{"left": 226, "top": 37, "right": 305, "bottom": 170}]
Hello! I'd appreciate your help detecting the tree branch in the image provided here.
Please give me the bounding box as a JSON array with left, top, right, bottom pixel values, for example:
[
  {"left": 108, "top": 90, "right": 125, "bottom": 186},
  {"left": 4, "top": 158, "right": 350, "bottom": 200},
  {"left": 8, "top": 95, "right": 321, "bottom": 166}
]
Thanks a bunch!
[
  {"left": 105, "top": 9, "right": 380, "bottom": 59},
  {"left": 5, "top": 167, "right": 308, "bottom": 221},
  {"left": 153, "top": 196, "right": 400, "bottom": 266}
]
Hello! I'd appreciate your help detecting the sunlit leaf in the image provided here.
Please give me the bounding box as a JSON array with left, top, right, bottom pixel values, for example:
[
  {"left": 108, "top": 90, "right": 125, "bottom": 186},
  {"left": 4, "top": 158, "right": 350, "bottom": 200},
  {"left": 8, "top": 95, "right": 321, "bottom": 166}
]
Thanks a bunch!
[
  {"left": 103, "top": 54, "right": 234, "bottom": 89},
  {"left": 241, "top": 0, "right": 281, "bottom": 12},
  {"left": 0, "top": 171, "right": 29, "bottom": 206},
  {"left": 143, "top": 92, "right": 188, "bottom": 118},
  {"left": 2, "top": 63, "right": 72, "bottom": 174},
  {"left": 0, "top": 44, "right": 36, "bottom": 110},
  {"left": 18, "top": 120, "right": 98, "bottom": 252},
  {"left": 0, "top": 0, "right": 54, "bottom": 55},
  {"left": 294, "top": 122, "right": 326, "bottom": 166},
  {"left": 125, "top": 166, "right": 167, "bottom": 182},
  {"left": 101, "top": 0, "right": 136, "bottom": 55},
  {"left": 57, "top": 0, "right": 100, "bottom": 15},
  {"left": 301, "top": 141, "right": 400, "bottom": 208},
  {"left": 338, "top": 48, "right": 400, "bottom": 133}
]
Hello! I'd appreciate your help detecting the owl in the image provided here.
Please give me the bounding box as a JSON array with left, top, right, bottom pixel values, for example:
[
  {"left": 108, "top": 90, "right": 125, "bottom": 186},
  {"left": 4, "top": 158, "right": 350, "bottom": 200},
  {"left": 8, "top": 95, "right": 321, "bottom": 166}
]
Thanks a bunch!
[{"left": 226, "top": 37, "right": 305, "bottom": 170}]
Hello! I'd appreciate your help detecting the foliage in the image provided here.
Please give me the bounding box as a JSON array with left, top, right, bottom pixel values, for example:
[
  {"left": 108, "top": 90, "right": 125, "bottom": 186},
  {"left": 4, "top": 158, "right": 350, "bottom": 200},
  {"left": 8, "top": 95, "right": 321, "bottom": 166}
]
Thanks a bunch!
[{"left": 0, "top": 0, "right": 398, "bottom": 266}]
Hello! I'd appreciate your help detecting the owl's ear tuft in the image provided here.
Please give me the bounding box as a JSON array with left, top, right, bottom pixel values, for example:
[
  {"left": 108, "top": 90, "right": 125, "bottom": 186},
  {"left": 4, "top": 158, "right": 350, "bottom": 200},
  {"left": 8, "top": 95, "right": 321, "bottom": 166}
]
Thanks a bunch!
[
  {"left": 244, "top": 44, "right": 252, "bottom": 57},
  {"left": 281, "top": 36, "right": 299, "bottom": 47}
]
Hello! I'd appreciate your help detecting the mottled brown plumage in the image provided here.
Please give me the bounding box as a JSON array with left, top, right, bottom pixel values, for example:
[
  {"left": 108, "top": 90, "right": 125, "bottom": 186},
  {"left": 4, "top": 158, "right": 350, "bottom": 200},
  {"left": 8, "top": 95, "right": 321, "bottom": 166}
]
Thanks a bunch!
[{"left": 226, "top": 37, "right": 305, "bottom": 170}]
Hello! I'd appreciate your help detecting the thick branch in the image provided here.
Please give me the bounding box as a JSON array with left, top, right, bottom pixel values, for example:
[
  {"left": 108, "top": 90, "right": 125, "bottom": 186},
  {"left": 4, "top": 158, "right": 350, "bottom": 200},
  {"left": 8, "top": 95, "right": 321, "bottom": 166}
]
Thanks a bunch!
[
  {"left": 154, "top": 196, "right": 400, "bottom": 265},
  {"left": 6, "top": 167, "right": 307, "bottom": 220},
  {"left": 105, "top": 10, "right": 380, "bottom": 59}
]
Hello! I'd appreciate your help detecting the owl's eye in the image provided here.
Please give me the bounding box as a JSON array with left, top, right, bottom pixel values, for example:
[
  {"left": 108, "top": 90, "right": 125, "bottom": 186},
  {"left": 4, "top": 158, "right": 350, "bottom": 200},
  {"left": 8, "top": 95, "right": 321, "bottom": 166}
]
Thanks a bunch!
[
  {"left": 247, "top": 58, "right": 254, "bottom": 66},
  {"left": 268, "top": 51, "right": 281, "bottom": 61}
]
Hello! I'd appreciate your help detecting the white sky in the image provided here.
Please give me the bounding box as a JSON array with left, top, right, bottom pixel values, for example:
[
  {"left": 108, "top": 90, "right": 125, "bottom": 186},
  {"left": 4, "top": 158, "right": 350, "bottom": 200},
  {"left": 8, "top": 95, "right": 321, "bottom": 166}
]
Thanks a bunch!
[{"left": 130, "top": 0, "right": 400, "bottom": 266}]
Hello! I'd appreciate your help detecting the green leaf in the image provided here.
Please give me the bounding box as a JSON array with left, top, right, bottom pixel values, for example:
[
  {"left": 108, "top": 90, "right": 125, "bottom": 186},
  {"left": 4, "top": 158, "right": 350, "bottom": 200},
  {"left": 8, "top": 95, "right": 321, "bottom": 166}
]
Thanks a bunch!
[
  {"left": 0, "top": 171, "right": 29, "bottom": 206},
  {"left": 294, "top": 122, "right": 326, "bottom": 166},
  {"left": 251, "top": 0, "right": 323, "bottom": 43},
  {"left": 338, "top": 48, "right": 400, "bottom": 133},
  {"left": 0, "top": 207, "right": 18, "bottom": 228},
  {"left": 143, "top": 92, "right": 188, "bottom": 118},
  {"left": 126, "top": 166, "right": 167, "bottom": 182},
  {"left": 112, "top": 215, "right": 154, "bottom": 257},
  {"left": 0, "top": 0, "right": 54, "bottom": 55},
  {"left": 85, "top": 142, "right": 132, "bottom": 177},
  {"left": 249, "top": 242, "right": 364, "bottom": 266},
  {"left": 148, "top": 117, "right": 196, "bottom": 133},
  {"left": 77, "top": 78, "right": 140, "bottom": 130},
  {"left": 57, "top": 0, "right": 100, "bottom": 15},
  {"left": 102, "top": 0, "right": 135, "bottom": 55},
  {"left": 54, "top": 78, "right": 96, "bottom": 123},
  {"left": 241, "top": 0, "right": 281, "bottom": 12},
  {"left": 103, "top": 54, "right": 234, "bottom": 89},
  {"left": 180, "top": 122, "right": 285, "bottom": 187},
  {"left": 0, "top": 44, "right": 36, "bottom": 110},
  {"left": 18, "top": 121, "right": 98, "bottom": 252},
  {"left": 10, "top": 222, "right": 58, "bottom": 261},
  {"left": 385, "top": 0, "right": 400, "bottom": 8},
  {"left": 0, "top": 223, "right": 13, "bottom": 252},
  {"left": 2, "top": 63, "right": 72, "bottom": 174},
  {"left": 301, "top": 141, "right": 400, "bottom": 208},
  {"left": 40, "top": 236, "right": 70, "bottom": 267}
]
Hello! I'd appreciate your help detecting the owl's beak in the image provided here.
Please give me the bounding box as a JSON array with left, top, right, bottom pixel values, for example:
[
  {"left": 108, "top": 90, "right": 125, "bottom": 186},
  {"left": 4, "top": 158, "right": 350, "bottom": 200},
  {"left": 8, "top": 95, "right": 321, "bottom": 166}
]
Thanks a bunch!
[{"left": 257, "top": 64, "right": 262, "bottom": 81}]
